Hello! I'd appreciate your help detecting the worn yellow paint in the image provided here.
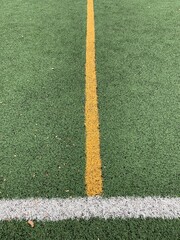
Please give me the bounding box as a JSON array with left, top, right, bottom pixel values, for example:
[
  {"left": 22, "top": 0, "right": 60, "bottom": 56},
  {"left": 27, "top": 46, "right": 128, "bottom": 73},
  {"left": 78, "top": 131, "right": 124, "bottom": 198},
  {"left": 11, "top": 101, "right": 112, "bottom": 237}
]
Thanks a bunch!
[{"left": 85, "top": 0, "right": 103, "bottom": 196}]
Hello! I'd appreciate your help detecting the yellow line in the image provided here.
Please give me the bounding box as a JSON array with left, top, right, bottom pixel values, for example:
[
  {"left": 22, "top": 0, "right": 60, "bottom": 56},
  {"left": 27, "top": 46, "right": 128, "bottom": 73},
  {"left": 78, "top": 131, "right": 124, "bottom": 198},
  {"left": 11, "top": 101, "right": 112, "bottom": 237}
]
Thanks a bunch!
[{"left": 85, "top": 0, "right": 103, "bottom": 196}]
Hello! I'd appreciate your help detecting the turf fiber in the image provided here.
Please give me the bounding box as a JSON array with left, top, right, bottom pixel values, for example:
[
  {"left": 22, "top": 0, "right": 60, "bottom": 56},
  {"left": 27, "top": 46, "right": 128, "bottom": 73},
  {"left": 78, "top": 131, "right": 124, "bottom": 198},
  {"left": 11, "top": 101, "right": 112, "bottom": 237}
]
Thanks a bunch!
[
  {"left": 0, "top": 219, "right": 180, "bottom": 240},
  {"left": 0, "top": 0, "right": 86, "bottom": 198},
  {"left": 95, "top": 0, "right": 180, "bottom": 197},
  {"left": 0, "top": 0, "right": 180, "bottom": 238}
]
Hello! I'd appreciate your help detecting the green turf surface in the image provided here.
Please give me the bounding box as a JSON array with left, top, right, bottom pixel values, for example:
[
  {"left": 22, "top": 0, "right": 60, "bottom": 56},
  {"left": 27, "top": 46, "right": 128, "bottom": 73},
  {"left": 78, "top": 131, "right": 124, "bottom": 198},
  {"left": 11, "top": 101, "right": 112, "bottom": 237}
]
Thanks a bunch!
[
  {"left": 0, "top": 0, "right": 86, "bottom": 198},
  {"left": 0, "top": 219, "right": 180, "bottom": 240},
  {"left": 95, "top": 0, "right": 180, "bottom": 197},
  {"left": 0, "top": 0, "right": 179, "bottom": 238}
]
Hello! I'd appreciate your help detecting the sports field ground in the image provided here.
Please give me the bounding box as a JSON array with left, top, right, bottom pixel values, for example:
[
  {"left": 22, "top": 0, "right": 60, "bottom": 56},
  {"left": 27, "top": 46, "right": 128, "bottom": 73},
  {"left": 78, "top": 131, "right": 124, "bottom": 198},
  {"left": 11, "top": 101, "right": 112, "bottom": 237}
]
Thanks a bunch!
[{"left": 0, "top": 0, "right": 180, "bottom": 239}]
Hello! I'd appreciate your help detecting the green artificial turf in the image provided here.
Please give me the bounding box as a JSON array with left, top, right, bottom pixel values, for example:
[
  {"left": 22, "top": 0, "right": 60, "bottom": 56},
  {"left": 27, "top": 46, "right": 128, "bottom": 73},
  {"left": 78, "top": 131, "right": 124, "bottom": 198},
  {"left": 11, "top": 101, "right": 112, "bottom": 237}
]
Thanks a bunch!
[
  {"left": 95, "top": 0, "right": 180, "bottom": 197},
  {"left": 0, "top": 0, "right": 180, "bottom": 239},
  {"left": 0, "top": 0, "right": 86, "bottom": 198},
  {"left": 0, "top": 219, "right": 180, "bottom": 240}
]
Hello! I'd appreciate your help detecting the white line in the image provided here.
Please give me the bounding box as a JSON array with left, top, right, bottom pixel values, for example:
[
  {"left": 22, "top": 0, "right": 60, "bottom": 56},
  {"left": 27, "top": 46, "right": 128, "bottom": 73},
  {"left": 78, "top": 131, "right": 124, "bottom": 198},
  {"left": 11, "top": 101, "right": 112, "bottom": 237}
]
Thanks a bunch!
[{"left": 0, "top": 197, "right": 180, "bottom": 221}]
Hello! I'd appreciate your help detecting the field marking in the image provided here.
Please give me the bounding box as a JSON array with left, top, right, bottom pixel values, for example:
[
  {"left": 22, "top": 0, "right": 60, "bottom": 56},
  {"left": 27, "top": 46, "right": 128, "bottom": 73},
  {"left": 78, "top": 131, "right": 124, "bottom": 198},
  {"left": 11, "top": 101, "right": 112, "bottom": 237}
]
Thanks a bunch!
[
  {"left": 85, "top": 0, "right": 103, "bottom": 196},
  {"left": 0, "top": 197, "right": 180, "bottom": 221}
]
